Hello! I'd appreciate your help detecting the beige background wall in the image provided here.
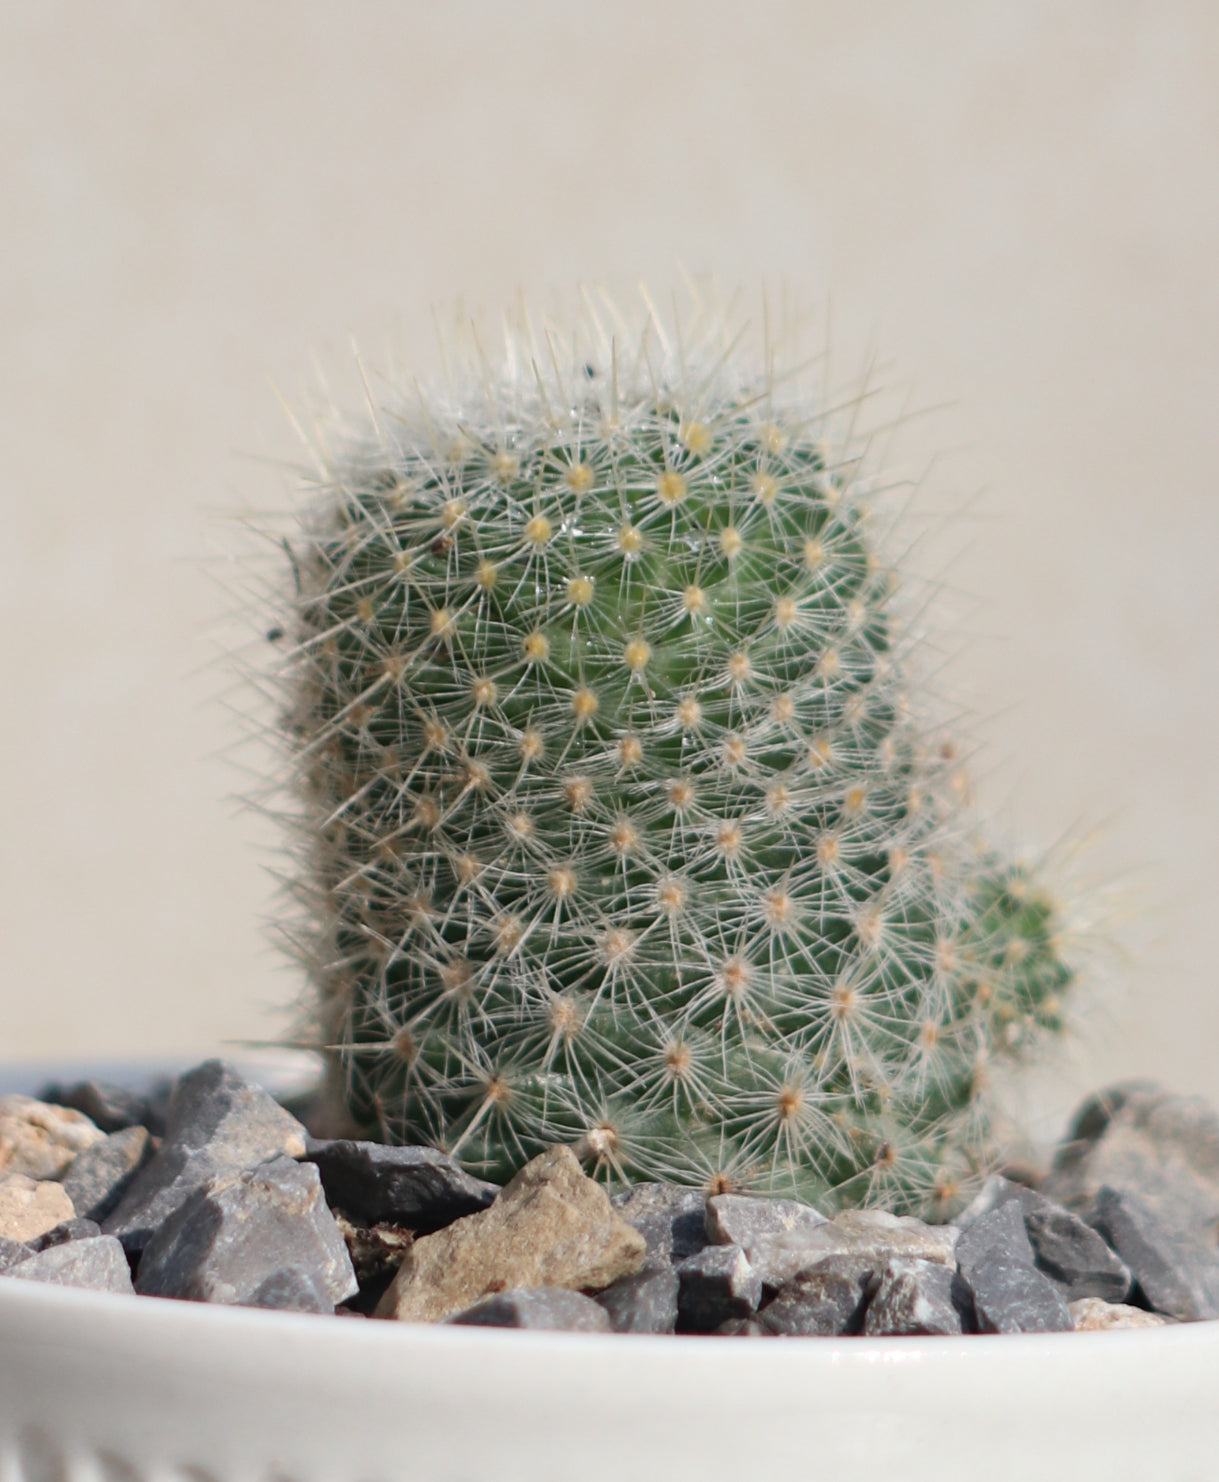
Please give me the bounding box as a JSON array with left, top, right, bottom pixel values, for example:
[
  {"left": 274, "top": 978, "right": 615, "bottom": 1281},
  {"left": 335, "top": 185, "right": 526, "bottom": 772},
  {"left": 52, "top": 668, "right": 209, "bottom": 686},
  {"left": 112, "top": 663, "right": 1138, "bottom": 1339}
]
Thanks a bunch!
[{"left": 3, "top": 2, "right": 1217, "bottom": 1140}]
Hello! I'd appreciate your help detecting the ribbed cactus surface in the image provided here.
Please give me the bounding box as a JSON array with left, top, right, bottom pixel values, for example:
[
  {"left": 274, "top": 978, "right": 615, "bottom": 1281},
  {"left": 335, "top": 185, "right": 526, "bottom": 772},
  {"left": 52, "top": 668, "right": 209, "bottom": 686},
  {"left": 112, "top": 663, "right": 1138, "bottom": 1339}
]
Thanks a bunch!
[{"left": 271, "top": 314, "right": 1072, "bottom": 1215}]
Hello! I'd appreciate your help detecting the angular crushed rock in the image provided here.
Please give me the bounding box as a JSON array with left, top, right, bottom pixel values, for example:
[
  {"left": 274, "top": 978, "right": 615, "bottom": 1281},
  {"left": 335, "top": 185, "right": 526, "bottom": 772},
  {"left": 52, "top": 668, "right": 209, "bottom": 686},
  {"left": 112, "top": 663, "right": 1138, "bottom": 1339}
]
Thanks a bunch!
[
  {"left": 135, "top": 1155, "right": 356, "bottom": 1311},
  {"left": 704, "top": 1194, "right": 826, "bottom": 1259},
  {"left": 1045, "top": 1082, "right": 1219, "bottom": 1243},
  {"left": 1024, "top": 1204, "right": 1132, "bottom": 1303},
  {"left": 955, "top": 1200, "right": 1037, "bottom": 1278},
  {"left": 1088, "top": 1186, "right": 1219, "bottom": 1322},
  {"left": 957, "top": 1175, "right": 1131, "bottom": 1302},
  {"left": 611, "top": 1183, "right": 708, "bottom": 1264},
  {"left": 863, "top": 1257, "right": 972, "bottom": 1336},
  {"left": 448, "top": 1286, "right": 612, "bottom": 1331},
  {"left": 751, "top": 1208, "right": 958, "bottom": 1293},
  {"left": 103, "top": 1060, "right": 308, "bottom": 1255},
  {"left": 1068, "top": 1297, "right": 1173, "bottom": 1331},
  {"left": 5, "top": 1235, "right": 134, "bottom": 1294},
  {"left": 26, "top": 1218, "right": 101, "bottom": 1251},
  {"left": 377, "top": 1146, "right": 645, "bottom": 1323},
  {"left": 38, "top": 1078, "right": 170, "bottom": 1136},
  {"left": 301, "top": 1138, "right": 498, "bottom": 1232},
  {"left": 0, "top": 1096, "right": 106, "bottom": 1181},
  {"left": 967, "top": 1259, "right": 1073, "bottom": 1333},
  {"left": 0, "top": 1235, "right": 31, "bottom": 1273},
  {"left": 757, "top": 1256, "right": 875, "bottom": 1336},
  {"left": 0, "top": 1173, "right": 75, "bottom": 1242},
  {"left": 61, "top": 1126, "right": 153, "bottom": 1224},
  {"left": 246, "top": 1266, "right": 335, "bottom": 1313},
  {"left": 595, "top": 1264, "right": 681, "bottom": 1334},
  {"left": 675, "top": 1243, "right": 762, "bottom": 1332}
]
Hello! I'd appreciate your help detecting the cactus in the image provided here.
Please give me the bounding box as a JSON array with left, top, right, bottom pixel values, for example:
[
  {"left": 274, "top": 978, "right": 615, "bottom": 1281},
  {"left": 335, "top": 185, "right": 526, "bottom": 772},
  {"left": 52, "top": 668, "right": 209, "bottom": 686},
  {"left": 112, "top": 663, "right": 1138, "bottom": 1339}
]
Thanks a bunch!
[{"left": 261, "top": 298, "right": 1073, "bottom": 1218}]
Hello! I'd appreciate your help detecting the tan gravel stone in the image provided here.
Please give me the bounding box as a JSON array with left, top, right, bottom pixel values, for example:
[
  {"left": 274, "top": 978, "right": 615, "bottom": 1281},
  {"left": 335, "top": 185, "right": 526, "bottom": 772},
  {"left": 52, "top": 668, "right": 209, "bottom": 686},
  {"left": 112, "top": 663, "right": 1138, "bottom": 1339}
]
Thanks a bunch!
[
  {"left": 0, "top": 1173, "right": 75, "bottom": 1241},
  {"left": 1068, "top": 1297, "right": 1174, "bottom": 1331},
  {"left": 0, "top": 1096, "right": 106, "bottom": 1181},
  {"left": 377, "top": 1146, "right": 646, "bottom": 1322}
]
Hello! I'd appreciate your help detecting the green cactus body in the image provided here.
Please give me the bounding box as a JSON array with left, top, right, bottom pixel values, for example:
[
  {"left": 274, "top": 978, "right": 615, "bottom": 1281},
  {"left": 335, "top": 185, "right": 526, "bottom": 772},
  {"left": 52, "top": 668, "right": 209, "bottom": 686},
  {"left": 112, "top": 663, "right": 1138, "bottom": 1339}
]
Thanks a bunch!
[{"left": 274, "top": 317, "right": 1071, "bottom": 1216}]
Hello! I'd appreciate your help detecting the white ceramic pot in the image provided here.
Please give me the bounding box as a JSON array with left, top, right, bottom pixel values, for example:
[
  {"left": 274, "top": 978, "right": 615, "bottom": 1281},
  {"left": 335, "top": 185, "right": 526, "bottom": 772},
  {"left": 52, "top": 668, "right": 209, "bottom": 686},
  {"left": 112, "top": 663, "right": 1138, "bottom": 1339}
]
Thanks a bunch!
[
  {"left": 3, "top": 1060, "right": 1217, "bottom": 1481},
  {"left": 2, "top": 1281, "right": 1218, "bottom": 1482}
]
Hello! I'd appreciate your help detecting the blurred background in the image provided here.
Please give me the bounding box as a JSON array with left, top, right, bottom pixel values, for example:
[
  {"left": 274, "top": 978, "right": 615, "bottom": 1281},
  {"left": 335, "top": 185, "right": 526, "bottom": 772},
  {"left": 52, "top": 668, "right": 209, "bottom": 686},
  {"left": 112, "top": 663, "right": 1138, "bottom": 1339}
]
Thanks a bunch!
[{"left": 3, "top": 2, "right": 1217, "bottom": 1143}]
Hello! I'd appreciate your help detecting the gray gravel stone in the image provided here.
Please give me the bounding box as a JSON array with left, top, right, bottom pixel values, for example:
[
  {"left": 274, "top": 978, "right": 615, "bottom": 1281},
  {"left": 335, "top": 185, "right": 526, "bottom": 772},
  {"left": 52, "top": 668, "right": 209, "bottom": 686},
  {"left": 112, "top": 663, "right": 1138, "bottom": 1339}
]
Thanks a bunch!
[
  {"left": 955, "top": 1200, "right": 1036, "bottom": 1278},
  {"left": 39, "top": 1078, "right": 170, "bottom": 1136},
  {"left": 966, "top": 1258, "right": 1073, "bottom": 1333},
  {"left": 676, "top": 1243, "right": 763, "bottom": 1332},
  {"left": 103, "top": 1060, "right": 308, "bottom": 1255},
  {"left": 1045, "top": 1081, "right": 1219, "bottom": 1243},
  {"left": 954, "top": 1173, "right": 1042, "bottom": 1229},
  {"left": 301, "top": 1138, "right": 498, "bottom": 1233},
  {"left": 757, "top": 1256, "right": 875, "bottom": 1335},
  {"left": 61, "top": 1126, "right": 153, "bottom": 1223},
  {"left": 246, "top": 1266, "right": 335, "bottom": 1313},
  {"left": 135, "top": 1154, "right": 356, "bottom": 1309},
  {"left": 595, "top": 1264, "right": 681, "bottom": 1333},
  {"left": 0, "top": 1235, "right": 30, "bottom": 1273},
  {"left": 1087, "top": 1185, "right": 1219, "bottom": 1321},
  {"left": 611, "top": 1183, "right": 708, "bottom": 1263},
  {"left": 26, "top": 1218, "right": 101, "bottom": 1251},
  {"left": 955, "top": 1175, "right": 1131, "bottom": 1302},
  {"left": 5, "top": 1235, "right": 134, "bottom": 1294},
  {"left": 863, "top": 1258, "right": 972, "bottom": 1336},
  {"left": 705, "top": 1194, "right": 827, "bottom": 1259},
  {"left": 1024, "top": 1204, "right": 1132, "bottom": 1303},
  {"left": 447, "top": 1286, "right": 612, "bottom": 1331}
]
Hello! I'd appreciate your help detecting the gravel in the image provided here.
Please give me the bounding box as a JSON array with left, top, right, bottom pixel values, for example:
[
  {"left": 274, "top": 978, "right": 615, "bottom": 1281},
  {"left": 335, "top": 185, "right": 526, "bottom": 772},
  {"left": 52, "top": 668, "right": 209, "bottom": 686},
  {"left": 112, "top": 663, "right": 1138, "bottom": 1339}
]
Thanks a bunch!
[{"left": 4, "top": 1060, "right": 1215, "bottom": 1343}]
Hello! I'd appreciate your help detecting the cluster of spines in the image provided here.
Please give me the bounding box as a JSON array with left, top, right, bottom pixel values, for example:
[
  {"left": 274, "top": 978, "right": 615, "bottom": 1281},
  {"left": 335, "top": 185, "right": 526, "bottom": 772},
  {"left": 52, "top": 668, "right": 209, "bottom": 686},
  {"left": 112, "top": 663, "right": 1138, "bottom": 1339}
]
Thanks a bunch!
[{"left": 268, "top": 319, "right": 1071, "bottom": 1217}]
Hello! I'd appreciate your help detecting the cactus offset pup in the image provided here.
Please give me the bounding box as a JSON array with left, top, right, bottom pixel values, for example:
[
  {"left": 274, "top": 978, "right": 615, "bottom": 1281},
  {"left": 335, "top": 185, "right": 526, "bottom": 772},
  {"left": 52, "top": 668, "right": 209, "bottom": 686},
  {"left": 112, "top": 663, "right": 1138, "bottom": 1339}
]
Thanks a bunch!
[{"left": 268, "top": 308, "right": 1072, "bottom": 1218}]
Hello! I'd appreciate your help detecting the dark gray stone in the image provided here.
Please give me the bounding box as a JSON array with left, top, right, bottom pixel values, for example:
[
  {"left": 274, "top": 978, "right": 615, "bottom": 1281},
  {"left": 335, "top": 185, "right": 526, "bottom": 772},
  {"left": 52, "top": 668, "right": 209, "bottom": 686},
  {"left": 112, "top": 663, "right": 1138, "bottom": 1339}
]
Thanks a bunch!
[
  {"left": 612, "top": 1183, "right": 707, "bottom": 1263},
  {"left": 103, "top": 1060, "right": 308, "bottom": 1255},
  {"left": 61, "top": 1127, "right": 153, "bottom": 1223},
  {"left": 1045, "top": 1082, "right": 1219, "bottom": 1243},
  {"left": 758, "top": 1256, "right": 874, "bottom": 1336},
  {"left": 26, "top": 1218, "right": 101, "bottom": 1252},
  {"left": 705, "top": 1193, "right": 826, "bottom": 1259},
  {"left": 5, "top": 1235, "right": 134, "bottom": 1294},
  {"left": 301, "top": 1138, "right": 497, "bottom": 1233},
  {"left": 246, "top": 1266, "right": 334, "bottom": 1313},
  {"left": 595, "top": 1264, "right": 680, "bottom": 1333},
  {"left": 966, "top": 1259, "right": 1073, "bottom": 1333},
  {"left": 676, "top": 1243, "right": 763, "bottom": 1332},
  {"left": 135, "top": 1154, "right": 356, "bottom": 1308},
  {"left": 0, "top": 1235, "right": 29, "bottom": 1273},
  {"left": 447, "top": 1286, "right": 611, "bottom": 1331},
  {"left": 1024, "top": 1205, "right": 1131, "bottom": 1303},
  {"left": 955, "top": 1200, "right": 1036, "bottom": 1278},
  {"left": 954, "top": 1175, "right": 1131, "bottom": 1302},
  {"left": 863, "top": 1258, "right": 972, "bottom": 1335},
  {"left": 39, "top": 1078, "right": 171, "bottom": 1137},
  {"left": 1088, "top": 1186, "right": 1219, "bottom": 1322}
]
